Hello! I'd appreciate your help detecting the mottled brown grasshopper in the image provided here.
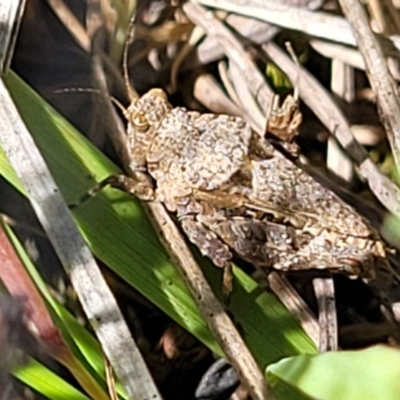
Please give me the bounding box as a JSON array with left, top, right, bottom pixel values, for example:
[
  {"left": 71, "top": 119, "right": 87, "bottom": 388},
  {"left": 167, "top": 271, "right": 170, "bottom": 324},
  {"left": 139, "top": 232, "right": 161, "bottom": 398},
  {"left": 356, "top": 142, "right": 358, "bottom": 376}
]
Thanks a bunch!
[{"left": 103, "top": 87, "right": 393, "bottom": 292}]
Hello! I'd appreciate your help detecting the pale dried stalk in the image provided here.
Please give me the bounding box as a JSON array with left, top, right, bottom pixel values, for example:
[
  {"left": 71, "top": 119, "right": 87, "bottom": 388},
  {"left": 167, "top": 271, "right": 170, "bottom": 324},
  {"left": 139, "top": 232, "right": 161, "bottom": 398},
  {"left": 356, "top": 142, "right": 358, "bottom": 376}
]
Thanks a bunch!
[
  {"left": 218, "top": 61, "right": 243, "bottom": 110},
  {"left": 195, "top": 15, "right": 278, "bottom": 66},
  {"left": 313, "top": 39, "right": 400, "bottom": 88},
  {"left": 229, "top": 61, "right": 266, "bottom": 133},
  {"left": 311, "top": 40, "right": 366, "bottom": 71},
  {"left": 312, "top": 277, "right": 338, "bottom": 352},
  {"left": 45, "top": 0, "right": 91, "bottom": 52},
  {"left": 0, "top": 0, "right": 25, "bottom": 73},
  {"left": 319, "top": 47, "right": 346, "bottom": 348},
  {"left": 338, "top": 0, "right": 400, "bottom": 172},
  {"left": 193, "top": 73, "right": 245, "bottom": 117},
  {"left": 367, "top": 0, "right": 400, "bottom": 35},
  {"left": 328, "top": 60, "right": 354, "bottom": 182}
]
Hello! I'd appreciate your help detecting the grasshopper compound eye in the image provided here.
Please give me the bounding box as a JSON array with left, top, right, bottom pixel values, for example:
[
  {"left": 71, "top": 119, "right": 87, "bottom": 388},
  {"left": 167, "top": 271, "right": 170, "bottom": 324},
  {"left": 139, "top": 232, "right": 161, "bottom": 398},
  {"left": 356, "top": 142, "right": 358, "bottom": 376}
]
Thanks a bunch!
[{"left": 130, "top": 111, "right": 150, "bottom": 132}]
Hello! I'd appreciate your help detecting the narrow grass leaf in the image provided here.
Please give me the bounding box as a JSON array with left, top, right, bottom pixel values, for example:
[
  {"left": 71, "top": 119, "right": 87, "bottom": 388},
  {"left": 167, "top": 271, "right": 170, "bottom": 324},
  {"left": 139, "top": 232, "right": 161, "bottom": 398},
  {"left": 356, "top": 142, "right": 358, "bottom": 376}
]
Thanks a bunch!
[{"left": 13, "top": 359, "right": 90, "bottom": 400}]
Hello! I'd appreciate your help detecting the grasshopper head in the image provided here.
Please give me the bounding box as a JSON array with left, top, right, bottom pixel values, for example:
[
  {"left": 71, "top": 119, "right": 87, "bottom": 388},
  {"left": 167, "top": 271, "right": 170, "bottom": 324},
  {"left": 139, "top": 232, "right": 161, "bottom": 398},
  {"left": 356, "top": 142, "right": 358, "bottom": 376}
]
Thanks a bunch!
[
  {"left": 125, "top": 89, "right": 172, "bottom": 170},
  {"left": 125, "top": 89, "right": 170, "bottom": 131}
]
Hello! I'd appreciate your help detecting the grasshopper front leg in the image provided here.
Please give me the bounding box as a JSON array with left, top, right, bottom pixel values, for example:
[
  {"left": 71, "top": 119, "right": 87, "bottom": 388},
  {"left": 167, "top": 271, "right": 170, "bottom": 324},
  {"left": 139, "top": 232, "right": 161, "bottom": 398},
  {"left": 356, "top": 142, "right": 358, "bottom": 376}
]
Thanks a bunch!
[{"left": 71, "top": 172, "right": 155, "bottom": 208}]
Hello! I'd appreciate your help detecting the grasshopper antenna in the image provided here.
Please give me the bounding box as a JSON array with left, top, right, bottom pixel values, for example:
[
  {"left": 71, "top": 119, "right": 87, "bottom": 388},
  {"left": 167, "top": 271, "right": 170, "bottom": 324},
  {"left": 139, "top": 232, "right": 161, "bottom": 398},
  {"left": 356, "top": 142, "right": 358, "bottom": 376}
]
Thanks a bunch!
[
  {"left": 54, "top": 88, "right": 127, "bottom": 114},
  {"left": 123, "top": 14, "right": 139, "bottom": 102}
]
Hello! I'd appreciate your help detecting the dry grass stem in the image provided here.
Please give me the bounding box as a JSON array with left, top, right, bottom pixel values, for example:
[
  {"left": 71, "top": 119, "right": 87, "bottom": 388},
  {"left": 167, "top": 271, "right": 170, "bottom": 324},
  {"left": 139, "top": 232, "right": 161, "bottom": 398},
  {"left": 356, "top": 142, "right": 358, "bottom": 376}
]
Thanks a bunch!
[
  {"left": 45, "top": 0, "right": 91, "bottom": 51},
  {"left": 229, "top": 60, "right": 266, "bottom": 133},
  {"left": 193, "top": 73, "right": 245, "bottom": 117},
  {"left": 328, "top": 60, "right": 355, "bottom": 182},
  {"left": 193, "top": 14, "right": 278, "bottom": 66}
]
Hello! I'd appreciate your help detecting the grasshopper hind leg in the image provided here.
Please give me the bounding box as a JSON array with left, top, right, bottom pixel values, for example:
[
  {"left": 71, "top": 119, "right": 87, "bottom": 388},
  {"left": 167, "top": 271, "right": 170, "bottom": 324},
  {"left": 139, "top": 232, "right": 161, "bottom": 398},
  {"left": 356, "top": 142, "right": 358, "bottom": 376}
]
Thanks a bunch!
[{"left": 180, "top": 217, "right": 234, "bottom": 295}]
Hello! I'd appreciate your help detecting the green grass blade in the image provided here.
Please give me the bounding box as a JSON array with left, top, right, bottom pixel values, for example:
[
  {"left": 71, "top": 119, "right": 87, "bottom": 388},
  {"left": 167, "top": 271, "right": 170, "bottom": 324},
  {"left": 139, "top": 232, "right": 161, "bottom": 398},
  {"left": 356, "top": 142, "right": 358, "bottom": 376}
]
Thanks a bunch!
[{"left": 13, "top": 359, "right": 90, "bottom": 400}]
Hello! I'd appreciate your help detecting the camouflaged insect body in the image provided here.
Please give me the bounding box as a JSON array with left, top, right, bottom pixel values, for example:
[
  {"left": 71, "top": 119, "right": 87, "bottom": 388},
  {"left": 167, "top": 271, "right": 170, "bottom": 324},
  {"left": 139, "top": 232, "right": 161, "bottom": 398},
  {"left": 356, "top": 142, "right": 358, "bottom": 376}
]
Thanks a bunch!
[{"left": 126, "top": 89, "right": 388, "bottom": 282}]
